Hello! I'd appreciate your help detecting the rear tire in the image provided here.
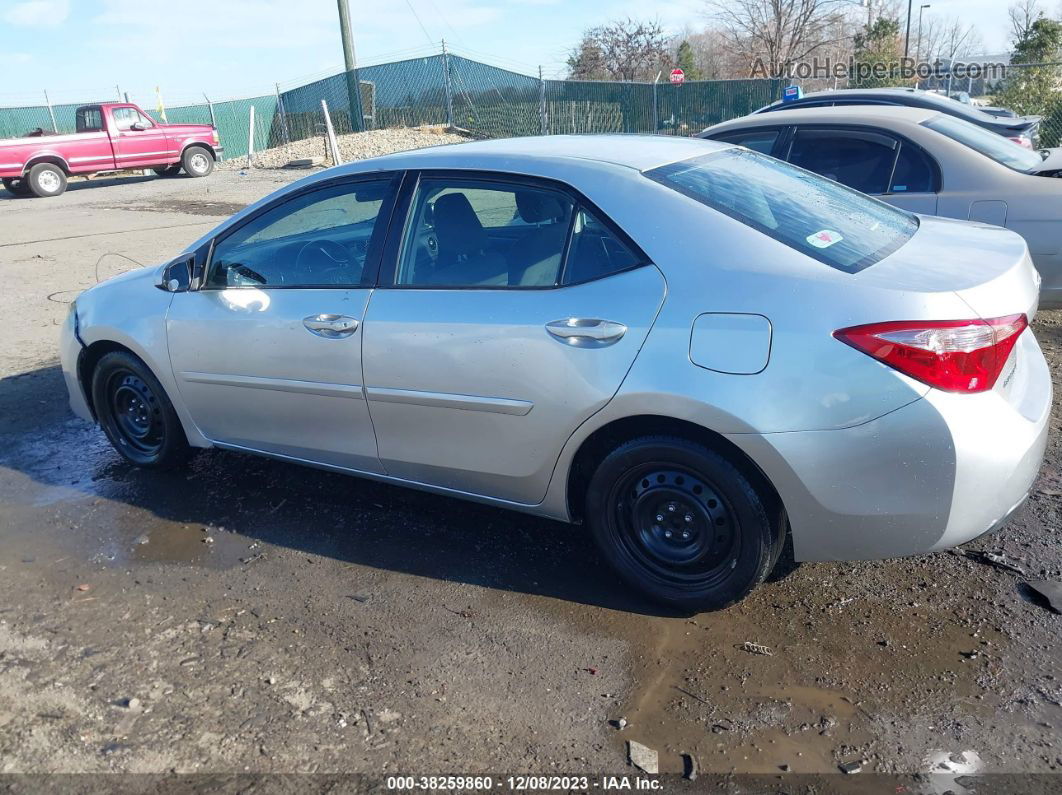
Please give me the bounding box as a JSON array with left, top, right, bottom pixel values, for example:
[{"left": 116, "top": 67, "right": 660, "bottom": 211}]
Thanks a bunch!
[
  {"left": 91, "top": 351, "right": 191, "bottom": 470},
  {"left": 585, "top": 436, "right": 781, "bottom": 613},
  {"left": 2, "top": 177, "right": 31, "bottom": 196},
  {"left": 181, "top": 146, "right": 214, "bottom": 178},
  {"left": 26, "top": 163, "right": 67, "bottom": 197},
  {"left": 153, "top": 164, "right": 182, "bottom": 177}
]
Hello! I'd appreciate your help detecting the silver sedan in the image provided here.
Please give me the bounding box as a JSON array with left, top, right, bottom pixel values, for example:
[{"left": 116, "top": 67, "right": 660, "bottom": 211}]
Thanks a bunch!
[
  {"left": 701, "top": 105, "right": 1062, "bottom": 307},
  {"left": 60, "top": 135, "right": 1050, "bottom": 611}
]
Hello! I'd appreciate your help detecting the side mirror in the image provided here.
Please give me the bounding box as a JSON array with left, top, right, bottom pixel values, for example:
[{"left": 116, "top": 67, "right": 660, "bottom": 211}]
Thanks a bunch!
[
  {"left": 156, "top": 255, "right": 193, "bottom": 292},
  {"left": 129, "top": 123, "right": 146, "bottom": 132}
]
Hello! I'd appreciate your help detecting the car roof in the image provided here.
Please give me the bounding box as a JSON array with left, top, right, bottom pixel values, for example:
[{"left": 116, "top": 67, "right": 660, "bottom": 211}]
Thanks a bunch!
[
  {"left": 708, "top": 104, "right": 938, "bottom": 132},
  {"left": 353, "top": 133, "right": 730, "bottom": 173}
]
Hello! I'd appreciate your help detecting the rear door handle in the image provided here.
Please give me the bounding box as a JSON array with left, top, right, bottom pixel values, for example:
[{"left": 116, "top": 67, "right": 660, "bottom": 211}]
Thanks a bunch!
[
  {"left": 303, "top": 314, "right": 359, "bottom": 339},
  {"left": 545, "top": 318, "right": 627, "bottom": 347}
]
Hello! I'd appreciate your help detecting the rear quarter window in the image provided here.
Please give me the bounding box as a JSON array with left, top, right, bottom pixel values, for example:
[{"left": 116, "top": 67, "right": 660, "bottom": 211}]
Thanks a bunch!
[{"left": 644, "top": 149, "right": 918, "bottom": 273}]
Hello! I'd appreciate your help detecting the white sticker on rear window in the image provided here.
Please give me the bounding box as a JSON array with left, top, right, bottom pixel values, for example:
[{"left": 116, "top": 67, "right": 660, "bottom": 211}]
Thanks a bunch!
[{"left": 807, "top": 229, "right": 843, "bottom": 248}]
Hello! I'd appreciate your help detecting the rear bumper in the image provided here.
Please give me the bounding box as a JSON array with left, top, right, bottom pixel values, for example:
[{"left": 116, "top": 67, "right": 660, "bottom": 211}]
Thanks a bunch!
[{"left": 729, "top": 330, "right": 1051, "bottom": 561}]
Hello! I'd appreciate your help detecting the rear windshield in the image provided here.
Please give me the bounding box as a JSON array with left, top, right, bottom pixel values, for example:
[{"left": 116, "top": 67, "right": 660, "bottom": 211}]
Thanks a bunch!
[
  {"left": 645, "top": 149, "right": 918, "bottom": 273},
  {"left": 923, "top": 114, "right": 1043, "bottom": 172}
]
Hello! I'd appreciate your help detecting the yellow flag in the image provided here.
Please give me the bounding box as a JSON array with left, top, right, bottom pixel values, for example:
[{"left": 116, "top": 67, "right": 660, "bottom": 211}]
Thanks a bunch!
[{"left": 155, "top": 86, "right": 168, "bottom": 123}]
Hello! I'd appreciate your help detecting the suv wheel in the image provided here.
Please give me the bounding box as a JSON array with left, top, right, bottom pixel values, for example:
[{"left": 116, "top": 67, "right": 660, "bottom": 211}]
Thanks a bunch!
[
  {"left": 181, "top": 146, "right": 215, "bottom": 178},
  {"left": 26, "top": 163, "right": 67, "bottom": 197},
  {"left": 585, "top": 435, "right": 782, "bottom": 612}
]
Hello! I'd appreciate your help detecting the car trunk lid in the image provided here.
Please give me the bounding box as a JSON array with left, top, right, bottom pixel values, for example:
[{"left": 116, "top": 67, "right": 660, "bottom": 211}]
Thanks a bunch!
[{"left": 856, "top": 214, "right": 1039, "bottom": 320}]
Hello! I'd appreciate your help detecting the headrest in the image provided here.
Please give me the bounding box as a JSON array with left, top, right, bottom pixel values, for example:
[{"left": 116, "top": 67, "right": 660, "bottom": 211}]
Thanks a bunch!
[
  {"left": 433, "top": 193, "right": 485, "bottom": 256},
  {"left": 516, "top": 190, "right": 565, "bottom": 224}
]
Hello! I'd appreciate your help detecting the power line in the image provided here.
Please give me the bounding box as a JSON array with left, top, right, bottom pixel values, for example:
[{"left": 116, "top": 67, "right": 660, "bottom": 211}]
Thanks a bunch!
[{"left": 403, "top": 0, "right": 437, "bottom": 48}]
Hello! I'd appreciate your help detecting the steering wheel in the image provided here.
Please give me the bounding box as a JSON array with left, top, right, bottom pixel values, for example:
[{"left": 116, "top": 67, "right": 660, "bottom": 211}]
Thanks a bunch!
[{"left": 295, "top": 239, "right": 350, "bottom": 284}]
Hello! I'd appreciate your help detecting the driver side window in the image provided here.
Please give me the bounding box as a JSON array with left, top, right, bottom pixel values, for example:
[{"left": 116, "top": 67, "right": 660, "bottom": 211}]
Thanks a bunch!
[{"left": 207, "top": 178, "right": 394, "bottom": 288}]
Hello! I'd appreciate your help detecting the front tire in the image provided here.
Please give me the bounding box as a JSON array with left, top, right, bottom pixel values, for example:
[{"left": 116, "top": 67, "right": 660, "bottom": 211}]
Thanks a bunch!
[
  {"left": 26, "top": 163, "right": 67, "bottom": 197},
  {"left": 585, "top": 436, "right": 781, "bottom": 613},
  {"left": 91, "top": 351, "right": 191, "bottom": 469},
  {"left": 181, "top": 146, "right": 214, "bottom": 178}
]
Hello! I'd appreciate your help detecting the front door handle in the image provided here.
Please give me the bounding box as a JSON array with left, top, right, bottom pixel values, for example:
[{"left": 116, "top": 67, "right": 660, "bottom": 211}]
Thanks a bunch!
[
  {"left": 545, "top": 318, "right": 627, "bottom": 347},
  {"left": 303, "top": 314, "right": 359, "bottom": 339}
]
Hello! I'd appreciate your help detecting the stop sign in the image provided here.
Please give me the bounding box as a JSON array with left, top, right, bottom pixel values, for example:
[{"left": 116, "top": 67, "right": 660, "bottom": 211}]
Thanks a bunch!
[{"left": 669, "top": 68, "right": 685, "bottom": 85}]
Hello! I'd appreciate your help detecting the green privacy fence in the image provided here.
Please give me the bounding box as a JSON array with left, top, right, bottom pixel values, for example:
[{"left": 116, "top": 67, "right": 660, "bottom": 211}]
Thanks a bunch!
[{"left": 0, "top": 48, "right": 785, "bottom": 163}]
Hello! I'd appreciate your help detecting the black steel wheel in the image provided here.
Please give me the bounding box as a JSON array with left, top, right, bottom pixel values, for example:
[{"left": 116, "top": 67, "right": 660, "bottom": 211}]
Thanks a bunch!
[
  {"left": 91, "top": 350, "right": 191, "bottom": 469},
  {"left": 586, "top": 436, "right": 781, "bottom": 612}
]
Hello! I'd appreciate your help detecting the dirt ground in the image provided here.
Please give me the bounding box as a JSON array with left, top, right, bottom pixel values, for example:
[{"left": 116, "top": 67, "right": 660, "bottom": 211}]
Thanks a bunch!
[{"left": 0, "top": 168, "right": 1060, "bottom": 784}]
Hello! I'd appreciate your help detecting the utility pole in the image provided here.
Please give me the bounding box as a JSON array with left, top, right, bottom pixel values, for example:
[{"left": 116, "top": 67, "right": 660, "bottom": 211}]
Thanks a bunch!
[
  {"left": 336, "top": 0, "right": 365, "bottom": 132},
  {"left": 904, "top": 0, "right": 913, "bottom": 58},
  {"left": 917, "top": 5, "right": 931, "bottom": 63}
]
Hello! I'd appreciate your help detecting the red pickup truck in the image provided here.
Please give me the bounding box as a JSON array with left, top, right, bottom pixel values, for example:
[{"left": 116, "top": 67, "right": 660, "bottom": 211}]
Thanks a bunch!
[{"left": 1, "top": 102, "right": 222, "bottom": 198}]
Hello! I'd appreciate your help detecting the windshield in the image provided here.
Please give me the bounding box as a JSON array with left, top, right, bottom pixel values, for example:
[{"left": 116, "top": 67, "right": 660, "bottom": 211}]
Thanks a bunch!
[
  {"left": 645, "top": 149, "right": 918, "bottom": 274},
  {"left": 923, "top": 114, "right": 1043, "bottom": 171}
]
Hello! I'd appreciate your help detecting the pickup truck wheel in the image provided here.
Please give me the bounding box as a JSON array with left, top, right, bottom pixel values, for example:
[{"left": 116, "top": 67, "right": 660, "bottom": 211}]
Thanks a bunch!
[
  {"left": 152, "top": 165, "right": 182, "bottom": 177},
  {"left": 2, "top": 178, "right": 32, "bottom": 196},
  {"left": 26, "top": 163, "right": 67, "bottom": 197},
  {"left": 181, "top": 146, "right": 214, "bottom": 178}
]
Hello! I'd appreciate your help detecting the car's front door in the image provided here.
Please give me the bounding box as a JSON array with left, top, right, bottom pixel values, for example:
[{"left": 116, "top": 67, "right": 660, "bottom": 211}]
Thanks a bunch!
[
  {"left": 361, "top": 173, "right": 666, "bottom": 504},
  {"left": 166, "top": 175, "right": 400, "bottom": 471},
  {"left": 110, "top": 106, "right": 172, "bottom": 169},
  {"left": 786, "top": 126, "right": 940, "bottom": 214}
]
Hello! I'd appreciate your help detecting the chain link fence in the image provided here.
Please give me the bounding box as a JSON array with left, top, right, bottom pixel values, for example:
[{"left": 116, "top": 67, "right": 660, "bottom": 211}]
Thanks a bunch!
[{"left": 0, "top": 47, "right": 784, "bottom": 164}]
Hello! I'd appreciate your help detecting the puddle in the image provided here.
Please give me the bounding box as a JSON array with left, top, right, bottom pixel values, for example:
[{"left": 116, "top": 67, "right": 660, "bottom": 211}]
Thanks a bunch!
[
  {"left": 100, "top": 199, "right": 248, "bottom": 217},
  {"left": 923, "top": 750, "right": 984, "bottom": 794}
]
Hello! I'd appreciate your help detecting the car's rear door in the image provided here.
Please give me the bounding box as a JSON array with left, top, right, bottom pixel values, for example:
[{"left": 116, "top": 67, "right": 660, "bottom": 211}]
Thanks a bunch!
[
  {"left": 166, "top": 174, "right": 401, "bottom": 471},
  {"left": 360, "top": 171, "right": 666, "bottom": 504},
  {"left": 785, "top": 126, "right": 939, "bottom": 213}
]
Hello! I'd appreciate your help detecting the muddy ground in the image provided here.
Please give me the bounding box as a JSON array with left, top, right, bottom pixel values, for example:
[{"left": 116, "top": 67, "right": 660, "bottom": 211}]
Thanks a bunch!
[{"left": 0, "top": 168, "right": 1059, "bottom": 782}]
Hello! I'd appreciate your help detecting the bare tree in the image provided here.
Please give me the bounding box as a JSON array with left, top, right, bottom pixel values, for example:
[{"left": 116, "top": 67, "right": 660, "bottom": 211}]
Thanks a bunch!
[
  {"left": 566, "top": 18, "right": 671, "bottom": 81},
  {"left": 706, "top": 0, "right": 850, "bottom": 77},
  {"left": 919, "top": 15, "right": 984, "bottom": 63},
  {"left": 1010, "top": 0, "right": 1045, "bottom": 45}
]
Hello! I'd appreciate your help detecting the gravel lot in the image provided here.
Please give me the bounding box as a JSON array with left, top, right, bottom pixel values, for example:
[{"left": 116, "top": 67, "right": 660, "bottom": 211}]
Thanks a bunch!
[
  {"left": 217, "top": 127, "right": 472, "bottom": 170},
  {"left": 0, "top": 165, "right": 1059, "bottom": 781}
]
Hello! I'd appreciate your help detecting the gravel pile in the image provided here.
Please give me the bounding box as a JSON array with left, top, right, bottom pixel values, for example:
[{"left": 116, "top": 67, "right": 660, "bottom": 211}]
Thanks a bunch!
[{"left": 218, "top": 126, "right": 472, "bottom": 170}]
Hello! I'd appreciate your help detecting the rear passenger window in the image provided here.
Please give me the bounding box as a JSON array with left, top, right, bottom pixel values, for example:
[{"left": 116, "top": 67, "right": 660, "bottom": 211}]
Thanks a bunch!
[
  {"left": 788, "top": 129, "right": 897, "bottom": 194},
  {"left": 393, "top": 177, "right": 646, "bottom": 289},
  {"left": 889, "top": 143, "right": 936, "bottom": 193},
  {"left": 712, "top": 129, "right": 779, "bottom": 155},
  {"left": 396, "top": 179, "right": 575, "bottom": 288},
  {"left": 562, "top": 210, "right": 643, "bottom": 285}
]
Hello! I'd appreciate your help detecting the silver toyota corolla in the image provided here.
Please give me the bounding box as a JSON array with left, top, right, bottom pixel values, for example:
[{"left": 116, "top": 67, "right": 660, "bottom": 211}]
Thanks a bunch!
[{"left": 59, "top": 135, "right": 1051, "bottom": 611}]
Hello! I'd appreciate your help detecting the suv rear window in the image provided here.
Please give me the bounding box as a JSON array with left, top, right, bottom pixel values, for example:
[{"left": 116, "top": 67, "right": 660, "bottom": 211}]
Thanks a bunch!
[{"left": 644, "top": 149, "right": 918, "bottom": 273}]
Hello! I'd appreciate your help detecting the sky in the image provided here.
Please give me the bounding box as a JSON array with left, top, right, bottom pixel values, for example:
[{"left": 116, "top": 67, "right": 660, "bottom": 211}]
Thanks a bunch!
[{"left": 0, "top": 0, "right": 1022, "bottom": 107}]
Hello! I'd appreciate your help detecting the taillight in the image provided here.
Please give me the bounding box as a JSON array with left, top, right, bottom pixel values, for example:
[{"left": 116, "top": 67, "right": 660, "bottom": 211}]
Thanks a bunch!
[
  {"left": 212, "top": 129, "right": 220, "bottom": 145},
  {"left": 833, "top": 315, "right": 1027, "bottom": 393},
  {"left": 1008, "top": 135, "right": 1033, "bottom": 148}
]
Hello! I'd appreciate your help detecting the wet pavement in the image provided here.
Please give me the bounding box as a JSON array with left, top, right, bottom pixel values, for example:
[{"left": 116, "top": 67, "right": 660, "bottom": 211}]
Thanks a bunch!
[{"left": 0, "top": 171, "right": 1060, "bottom": 777}]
